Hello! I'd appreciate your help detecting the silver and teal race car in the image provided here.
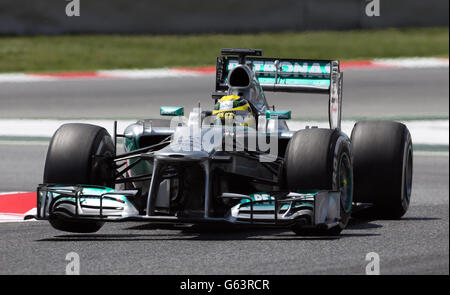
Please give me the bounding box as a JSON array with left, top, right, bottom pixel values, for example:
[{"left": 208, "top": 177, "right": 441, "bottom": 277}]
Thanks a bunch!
[{"left": 33, "top": 48, "right": 413, "bottom": 235}]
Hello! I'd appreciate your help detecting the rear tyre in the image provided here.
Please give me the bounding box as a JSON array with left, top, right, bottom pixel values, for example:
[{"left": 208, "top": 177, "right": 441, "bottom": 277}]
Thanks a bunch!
[
  {"left": 281, "top": 128, "right": 353, "bottom": 236},
  {"left": 44, "top": 123, "right": 115, "bottom": 233},
  {"left": 351, "top": 121, "right": 413, "bottom": 219}
]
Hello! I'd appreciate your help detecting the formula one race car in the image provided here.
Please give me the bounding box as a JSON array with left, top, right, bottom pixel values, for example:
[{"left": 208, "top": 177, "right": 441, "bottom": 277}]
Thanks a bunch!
[{"left": 33, "top": 48, "right": 413, "bottom": 235}]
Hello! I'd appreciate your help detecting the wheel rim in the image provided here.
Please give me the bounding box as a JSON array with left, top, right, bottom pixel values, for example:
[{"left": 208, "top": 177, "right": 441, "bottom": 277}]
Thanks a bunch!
[
  {"left": 403, "top": 145, "right": 413, "bottom": 204},
  {"left": 339, "top": 153, "right": 353, "bottom": 213}
]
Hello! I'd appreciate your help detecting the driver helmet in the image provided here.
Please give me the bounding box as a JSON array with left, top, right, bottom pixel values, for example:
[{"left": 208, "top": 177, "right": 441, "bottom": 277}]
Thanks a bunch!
[{"left": 212, "top": 95, "right": 255, "bottom": 127}]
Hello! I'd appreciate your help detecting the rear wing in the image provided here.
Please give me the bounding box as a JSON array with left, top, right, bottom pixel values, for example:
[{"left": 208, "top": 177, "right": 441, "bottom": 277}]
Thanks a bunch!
[
  {"left": 215, "top": 55, "right": 343, "bottom": 130},
  {"left": 216, "top": 56, "right": 338, "bottom": 93}
]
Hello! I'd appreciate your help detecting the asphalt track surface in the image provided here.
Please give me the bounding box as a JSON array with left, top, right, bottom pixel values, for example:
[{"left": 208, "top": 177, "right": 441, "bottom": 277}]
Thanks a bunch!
[
  {"left": 0, "top": 149, "right": 448, "bottom": 275},
  {"left": 0, "top": 68, "right": 448, "bottom": 120},
  {"left": 0, "top": 68, "right": 448, "bottom": 274}
]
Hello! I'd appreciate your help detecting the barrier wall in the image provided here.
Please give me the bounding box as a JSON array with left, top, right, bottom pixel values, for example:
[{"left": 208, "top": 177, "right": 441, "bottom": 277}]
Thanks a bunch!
[{"left": 0, "top": 0, "right": 448, "bottom": 35}]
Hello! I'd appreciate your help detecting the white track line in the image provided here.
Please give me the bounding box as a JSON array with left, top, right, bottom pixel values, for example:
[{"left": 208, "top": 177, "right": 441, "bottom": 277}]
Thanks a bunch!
[
  {"left": 373, "top": 57, "right": 449, "bottom": 68},
  {"left": 0, "top": 215, "right": 36, "bottom": 223},
  {"left": 0, "top": 119, "right": 447, "bottom": 146},
  {"left": 0, "top": 74, "right": 58, "bottom": 83},
  {"left": 0, "top": 191, "right": 27, "bottom": 196},
  {"left": 0, "top": 119, "right": 135, "bottom": 138},
  {"left": 287, "top": 120, "right": 449, "bottom": 146},
  {"left": 98, "top": 69, "right": 203, "bottom": 79},
  {"left": 0, "top": 206, "right": 36, "bottom": 223}
]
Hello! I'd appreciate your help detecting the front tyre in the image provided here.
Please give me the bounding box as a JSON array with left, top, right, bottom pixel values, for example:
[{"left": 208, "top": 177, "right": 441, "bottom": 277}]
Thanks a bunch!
[
  {"left": 44, "top": 123, "right": 115, "bottom": 233},
  {"left": 281, "top": 128, "right": 353, "bottom": 236}
]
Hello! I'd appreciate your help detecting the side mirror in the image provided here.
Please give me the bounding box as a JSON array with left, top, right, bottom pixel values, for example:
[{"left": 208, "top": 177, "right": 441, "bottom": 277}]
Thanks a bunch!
[
  {"left": 265, "top": 110, "right": 291, "bottom": 120},
  {"left": 160, "top": 106, "right": 184, "bottom": 116}
]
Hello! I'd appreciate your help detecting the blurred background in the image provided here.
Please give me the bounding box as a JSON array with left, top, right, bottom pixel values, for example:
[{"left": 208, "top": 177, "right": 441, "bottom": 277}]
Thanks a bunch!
[
  {"left": 1, "top": 0, "right": 448, "bottom": 35},
  {"left": 0, "top": 0, "right": 448, "bottom": 72}
]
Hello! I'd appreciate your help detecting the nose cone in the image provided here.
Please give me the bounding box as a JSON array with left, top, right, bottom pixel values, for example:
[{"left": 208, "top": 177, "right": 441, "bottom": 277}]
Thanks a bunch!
[{"left": 154, "top": 148, "right": 210, "bottom": 162}]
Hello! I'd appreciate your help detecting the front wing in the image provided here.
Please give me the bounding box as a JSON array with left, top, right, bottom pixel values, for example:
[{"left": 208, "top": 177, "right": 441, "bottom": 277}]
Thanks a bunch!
[{"left": 29, "top": 185, "right": 341, "bottom": 229}]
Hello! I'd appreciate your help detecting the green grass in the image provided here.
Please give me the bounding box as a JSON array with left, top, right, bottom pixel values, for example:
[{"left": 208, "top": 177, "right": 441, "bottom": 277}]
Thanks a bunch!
[{"left": 0, "top": 27, "right": 448, "bottom": 73}]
